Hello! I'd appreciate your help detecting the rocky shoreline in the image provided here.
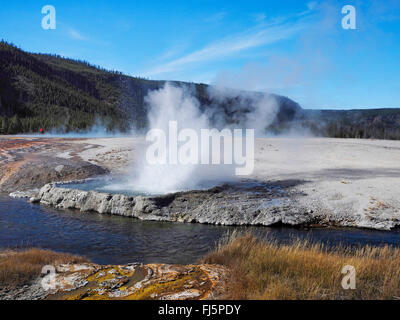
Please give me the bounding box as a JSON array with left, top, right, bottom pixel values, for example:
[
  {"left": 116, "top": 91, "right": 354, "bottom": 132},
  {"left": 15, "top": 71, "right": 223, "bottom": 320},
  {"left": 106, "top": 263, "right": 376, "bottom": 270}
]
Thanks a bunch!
[
  {"left": 7, "top": 177, "right": 393, "bottom": 231},
  {"left": 27, "top": 182, "right": 312, "bottom": 226}
]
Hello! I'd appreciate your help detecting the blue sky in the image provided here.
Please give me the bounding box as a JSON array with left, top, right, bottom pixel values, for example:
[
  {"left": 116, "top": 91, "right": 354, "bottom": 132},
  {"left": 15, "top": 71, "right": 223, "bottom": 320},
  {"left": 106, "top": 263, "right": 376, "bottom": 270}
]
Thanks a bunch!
[{"left": 1, "top": 0, "right": 400, "bottom": 109}]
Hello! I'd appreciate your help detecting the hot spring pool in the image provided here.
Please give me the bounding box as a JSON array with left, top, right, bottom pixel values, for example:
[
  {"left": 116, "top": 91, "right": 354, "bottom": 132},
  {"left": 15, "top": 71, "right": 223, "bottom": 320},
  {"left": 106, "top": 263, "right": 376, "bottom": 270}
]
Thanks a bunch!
[
  {"left": 56, "top": 175, "right": 228, "bottom": 196},
  {"left": 57, "top": 176, "right": 153, "bottom": 196}
]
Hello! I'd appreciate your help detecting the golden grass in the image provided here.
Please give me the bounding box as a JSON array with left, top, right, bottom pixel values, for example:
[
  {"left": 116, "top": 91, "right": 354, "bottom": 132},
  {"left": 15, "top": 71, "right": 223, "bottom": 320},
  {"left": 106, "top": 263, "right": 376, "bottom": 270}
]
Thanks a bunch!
[
  {"left": 0, "top": 249, "right": 88, "bottom": 288},
  {"left": 203, "top": 231, "right": 400, "bottom": 300}
]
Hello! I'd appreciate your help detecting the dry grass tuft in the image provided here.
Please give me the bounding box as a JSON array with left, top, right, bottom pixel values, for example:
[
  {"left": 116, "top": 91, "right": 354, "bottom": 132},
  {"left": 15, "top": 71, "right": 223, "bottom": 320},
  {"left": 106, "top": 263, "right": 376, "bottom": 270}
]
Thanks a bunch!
[
  {"left": 0, "top": 249, "right": 88, "bottom": 288},
  {"left": 203, "top": 231, "right": 400, "bottom": 300}
]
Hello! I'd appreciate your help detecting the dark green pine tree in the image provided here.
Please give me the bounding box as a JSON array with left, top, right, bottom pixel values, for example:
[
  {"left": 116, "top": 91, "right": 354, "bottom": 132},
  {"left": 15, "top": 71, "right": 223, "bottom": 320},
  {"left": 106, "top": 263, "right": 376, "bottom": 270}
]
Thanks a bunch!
[
  {"left": 8, "top": 115, "right": 22, "bottom": 134},
  {"left": 0, "top": 117, "right": 8, "bottom": 134}
]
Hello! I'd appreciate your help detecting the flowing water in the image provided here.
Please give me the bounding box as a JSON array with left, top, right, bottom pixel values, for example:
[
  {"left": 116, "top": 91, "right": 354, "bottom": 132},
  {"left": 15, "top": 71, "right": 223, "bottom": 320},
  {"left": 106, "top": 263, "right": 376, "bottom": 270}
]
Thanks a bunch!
[{"left": 1, "top": 195, "right": 400, "bottom": 265}]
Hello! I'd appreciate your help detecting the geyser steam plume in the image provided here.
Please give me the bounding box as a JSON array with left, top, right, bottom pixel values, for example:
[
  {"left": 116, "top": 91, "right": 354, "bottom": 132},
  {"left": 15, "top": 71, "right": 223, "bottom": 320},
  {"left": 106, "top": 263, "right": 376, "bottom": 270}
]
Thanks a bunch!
[
  {"left": 130, "top": 83, "right": 236, "bottom": 194},
  {"left": 206, "top": 85, "right": 279, "bottom": 136},
  {"left": 122, "top": 82, "right": 279, "bottom": 194}
]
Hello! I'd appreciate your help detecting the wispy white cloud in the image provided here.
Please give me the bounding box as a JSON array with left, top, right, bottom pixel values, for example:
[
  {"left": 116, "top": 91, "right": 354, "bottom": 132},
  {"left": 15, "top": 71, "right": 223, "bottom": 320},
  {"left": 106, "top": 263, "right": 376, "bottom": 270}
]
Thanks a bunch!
[
  {"left": 157, "top": 42, "right": 188, "bottom": 61},
  {"left": 68, "top": 28, "right": 87, "bottom": 41},
  {"left": 142, "top": 19, "right": 308, "bottom": 78}
]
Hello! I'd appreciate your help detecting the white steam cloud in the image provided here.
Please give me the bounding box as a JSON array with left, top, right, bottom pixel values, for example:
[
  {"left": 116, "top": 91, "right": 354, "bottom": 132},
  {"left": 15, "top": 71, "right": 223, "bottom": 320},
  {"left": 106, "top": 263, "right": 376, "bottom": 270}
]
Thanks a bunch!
[
  {"left": 123, "top": 82, "right": 279, "bottom": 194},
  {"left": 206, "top": 85, "right": 279, "bottom": 136},
  {"left": 130, "top": 83, "right": 237, "bottom": 194},
  {"left": 20, "top": 120, "right": 126, "bottom": 138}
]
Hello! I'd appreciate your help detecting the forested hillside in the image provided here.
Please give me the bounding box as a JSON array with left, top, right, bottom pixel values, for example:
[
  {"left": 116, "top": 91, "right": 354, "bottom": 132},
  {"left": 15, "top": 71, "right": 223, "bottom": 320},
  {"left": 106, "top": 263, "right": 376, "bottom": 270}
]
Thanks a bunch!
[
  {"left": 268, "top": 108, "right": 400, "bottom": 140},
  {"left": 302, "top": 109, "right": 400, "bottom": 140},
  {"left": 0, "top": 41, "right": 399, "bottom": 139},
  {"left": 0, "top": 41, "right": 161, "bottom": 133}
]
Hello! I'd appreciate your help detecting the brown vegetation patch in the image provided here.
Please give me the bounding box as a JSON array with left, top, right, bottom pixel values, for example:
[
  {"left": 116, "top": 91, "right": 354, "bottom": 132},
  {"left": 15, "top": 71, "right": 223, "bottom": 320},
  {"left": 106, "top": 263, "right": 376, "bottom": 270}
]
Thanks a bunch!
[
  {"left": 0, "top": 249, "right": 88, "bottom": 288},
  {"left": 203, "top": 232, "right": 400, "bottom": 300}
]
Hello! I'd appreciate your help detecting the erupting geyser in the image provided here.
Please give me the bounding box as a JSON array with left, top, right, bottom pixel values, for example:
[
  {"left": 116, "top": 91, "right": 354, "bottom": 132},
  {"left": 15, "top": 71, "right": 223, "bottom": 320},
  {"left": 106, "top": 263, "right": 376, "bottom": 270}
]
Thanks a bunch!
[
  {"left": 129, "top": 83, "right": 238, "bottom": 194},
  {"left": 100, "top": 82, "right": 278, "bottom": 195}
]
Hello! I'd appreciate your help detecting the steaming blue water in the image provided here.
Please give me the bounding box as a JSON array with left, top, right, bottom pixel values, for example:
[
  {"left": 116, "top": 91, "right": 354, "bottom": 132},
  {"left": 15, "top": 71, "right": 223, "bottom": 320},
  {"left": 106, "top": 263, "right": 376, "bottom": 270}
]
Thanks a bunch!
[
  {"left": 56, "top": 176, "right": 226, "bottom": 196},
  {"left": 1, "top": 195, "right": 400, "bottom": 265},
  {"left": 57, "top": 176, "right": 153, "bottom": 196}
]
